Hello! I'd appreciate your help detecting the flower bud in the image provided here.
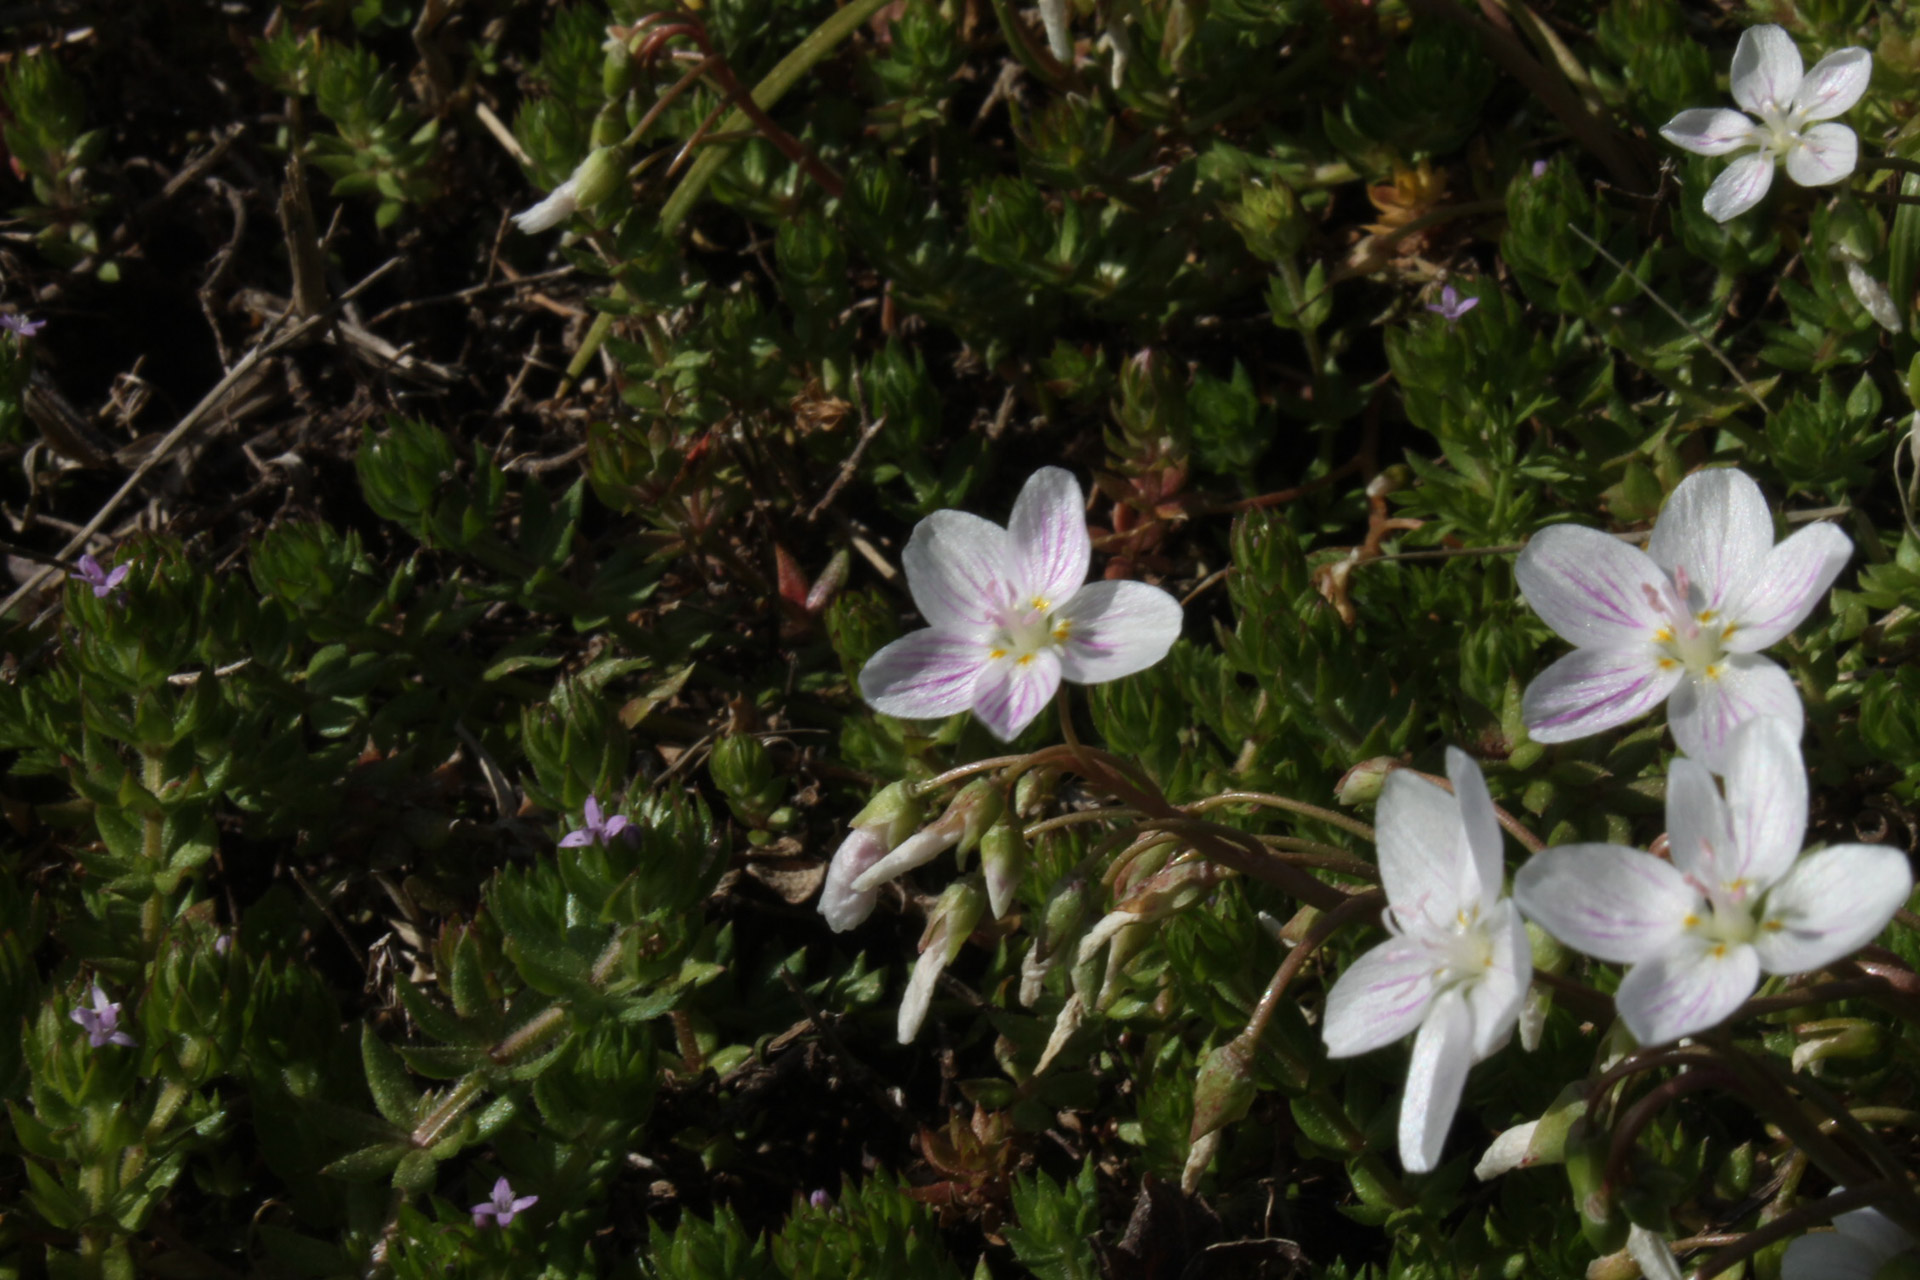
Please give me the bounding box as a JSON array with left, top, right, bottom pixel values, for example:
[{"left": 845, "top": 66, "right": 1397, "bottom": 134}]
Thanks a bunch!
[
  {"left": 850, "top": 780, "right": 924, "bottom": 846},
  {"left": 979, "top": 821, "right": 1028, "bottom": 920},
  {"left": 1791, "top": 1017, "right": 1883, "bottom": 1073},
  {"left": 1222, "top": 180, "right": 1308, "bottom": 263},
  {"left": 1013, "top": 766, "right": 1056, "bottom": 818},
  {"left": 948, "top": 778, "right": 1005, "bottom": 857},
  {"left": 818, "top": 782, "right": 925, "bottom": 933},
  {"left": 1566, "top": 1114, "right": 1628, "bottom": 1256},
  {"left": 1188, "top": 1037, "right": 1256, "bottom": 1144},
  {"left": 569, "top": 145, "right": 627, "bottom": 210},
  {"left": 1180, "top": 1130, "right": 1219, "bottom": 1195},
  {"left": 1334, "top": 757, "right": 1395, "bottom": 806},
  {"left": 804, "top": 549, "right": 850, "bottom": 614},
  {"left": 1034, "top": 991, "right": 1085, "bottom": 1074},
  {"left": 601, "top": 36, "right": 635, "bottom": 98},
  {"left": 897, "top": 879, "right": 987, "bottom": 1044}
]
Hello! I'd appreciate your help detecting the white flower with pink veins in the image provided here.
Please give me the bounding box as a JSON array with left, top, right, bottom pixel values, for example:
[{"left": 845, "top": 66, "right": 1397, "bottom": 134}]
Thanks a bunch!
[
  {"left": 858, "top": 467, "right": 1183, "bottom": 742},
  {"left": 1515, "top": 468, "right": 1851, "bottom": 774},
  {"left": 1660, "top": 24, "right": 1871, "bottom": 222}
]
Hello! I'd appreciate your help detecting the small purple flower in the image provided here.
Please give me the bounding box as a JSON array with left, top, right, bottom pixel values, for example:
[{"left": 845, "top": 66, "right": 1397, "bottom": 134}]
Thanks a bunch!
[
  {"left": 74, "top": 554, "right": 130, "bottom": 600},
  {"left": 71, "top": 983, "right": 137, "bottom": 1049},
  {"left": 1424, "top": 284, "right": 1479, "bottom": 325},
  {"left": 559, "top": 795, "right": 629, "bottom": 847},
  {"left": 1531, "top": 159, "right": 1549, "bottom": 178},
  {"left": 1, "top": 313, "right": 45, "bottom": 337},
  {"left": 809, "top": 1189, "right": 832, "bottom": 1209},
  {"left": 472, "top": 1177, "right": 538, "bottom": 1228}
]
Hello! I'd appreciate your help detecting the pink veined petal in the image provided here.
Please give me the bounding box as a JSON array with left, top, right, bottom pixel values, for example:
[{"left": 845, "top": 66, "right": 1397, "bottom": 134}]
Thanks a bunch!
[
  {"left": 860, "top": 629, "right": 992, "bottom": 720},
  {"left": 1053, "top": 579, "right": 1183, "bottom": 684},
  {"left": 1464, "top": 902, "right": 1531, "bottom": 1061},
  {"left": 1512, "top": 844, "right": 1697, "bottom": 965},
  {"left": 1376, "top": 770, "right": 1477, "bottom": 924},
  {"left": 1667, "top": 653, "right": 1803, "bottom": 775},
  {"left": 1649, "top": 469, "right": 1775, "bottom": 612},
  {"left": 1664, "top": 756, "right": 1735, "bottom": 886},
  {"left": 1322, "top": 936, "right": 1440, "bottom": 1058},
  {"left": 1731, "top": 24, "right": 1804, "bottom": 116},
  {"left": 1514, "top": 525, "right": 1669, "bottom": 647},
  {"left": 1660, "top": 107, "right": 1762, "bottom": 156},
  {"left": 1445, "top": 747, "right": 1505, "bottom": 911},
  {"left": 1400, "top": 988, "right": 1474, "bottom": 1174},
  {"left": 1791, "top": 46, "right": 1872, "bottom": 120},
  {"left": 901, "top": 509, "right": 1019, "bottom": 632},
  {"left": 818, "top": 827, "right": 888, "bottom": 932},
  {"left": 1752, "top": 843, "right": 1913, "bottom": 975},
  {"left": 1785, "top": 122, "right": 1858, "bottom": 187},
  {"left": 1521, "top": 645, "right": 1680, "bottom": 743},
  {"left": 1007, "top": 467, "right": 1092, "bottom": 607},
  {"left": 851, "top": 823, "right": 961, "bottom": 893},
  {"left": 1724, "top": 520, "right": 1852, "bottom": 651},
  {"left": 1614, "top": 932, "right": 1761, "bottom": 1046},
  {"left": 1702, "top": 151, "right": 1777, "bottom": 222},
  {"left": 970, "top": 648, "right": 1064, "bottom": 742},
  {"left": 1781, "top": 1231, "right": 1890, "bottom": 1280},
  {"left": 1720, "top": 717, "right": 1808, "bottom": 890}
]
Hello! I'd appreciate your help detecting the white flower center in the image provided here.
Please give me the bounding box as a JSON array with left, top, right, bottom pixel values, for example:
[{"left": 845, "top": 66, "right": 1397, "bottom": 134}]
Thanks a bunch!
[
  {"left": 986, "top": 597, "right": 1073, "bottom": 665},
  {"left": 1645, "top": 566, "right": 1737, "bottom": 681},
  {"left": 1393, "top": 900, "right": 1497, "bottom": 993}
]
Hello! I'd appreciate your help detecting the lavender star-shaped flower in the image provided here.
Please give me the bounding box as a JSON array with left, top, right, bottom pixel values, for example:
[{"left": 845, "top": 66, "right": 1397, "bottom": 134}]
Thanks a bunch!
[
  {"left": 1, "top": 314, "right": 45, "bottom": 337},
  {"left": 71, "top": 983, "right": 137, "bottom": 1048},
  {"left": 1425, "top": 284, "right": 1479, "bottom": 324},
  {"left": 471, "top": 1177, "right": 538, "bottom": 1228},
  {"left": 559, "top": 795, "right": 629, "bottom": 847},
  {"left": 74, "top": 554, "right": 130, "bottom": 600}
]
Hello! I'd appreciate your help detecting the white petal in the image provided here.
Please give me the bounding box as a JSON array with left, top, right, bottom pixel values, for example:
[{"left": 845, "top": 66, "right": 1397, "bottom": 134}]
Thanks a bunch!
[
  {"left": 1731, "top": 24, "right": 1805, "bottom": 116},
  {"left": 1703, "top": 152, "right": 1777, "bottom": 222},
  {"left": 1052, "top": 580, "right": 1183, "bottom": 683},
  {"left": 1786, "top": 122, "right": 1858, "bottom": 187},
  {"left": 1834, "top": 1205, "right": 1915, "bottom": 1258},
  {"left": 1721, "top": 717, "right": 1808, "bottom": 889},
  {"left": 1514, "top": 526, "right": 1669, "bottom": 647},
  {"left": 1377, "top": 770, "right": 1476, "bottom": 922},
  {"left": 1724, "top": 520, "right": 1853, "bottom": 651},
  {"left": 1667, "top": 654, "right": 1804, "bottom": 774},
  {"left": 1400, "top": 988, "right": 1474, "bottom": 1174},
  {"left": 860, "top": 630, "right": 990, "bottom": 720},
  {"left": 1660, "top": 108, "right": 1762, "bottom": 156},
  {"left": 851, "top": 823, "right": 960, "bottom": 892},
  {"left": 971, "top": 649, "right": 1064, "bottom": 741},
  {"left": 1629, "top": 1225, "right": 1685, "bottom": 1280},
  {"left": 1649, "top": 469, "right": 1775, "bottom": 612},
  {"left": 1791, "top": 46, "right": 1872, "bottom": 121},
  {"left": 1464, "top": 902, "right": 1531, "bottom": 1061},
  {"left": 1781, "top": 1231, "right": 1887, "bottom": 1280},
  {"left": 511, "top": 181, "right": 580, "bottom": 234},
  {"left": 1446, "top": 747, "right": 1504, "bottom": 910},
  {"left": 1753, "top": 843, "right": 1913, "bottom": 975},
  {"left": 1845, "top": 260, "right": 1904, "bottom": 333},
  {"left": 1665, "top": 755, "right": 1736, "bottom": 886},
  {"left": 1322, "top": 936, "right": 1440, "bottom": 1058},
  {"left": 1521, "top": 646, "right": 1680, "bottom": 743},
  {"left": 897, "top": 948, "right": 946, "bottom": 1043},
  {"left": 1007, "top": 467, "right": 1091, "bottom": 607},
  {"left": 1513, "top": 845, "right": 1696, "bottom": 965},
  {"left": 819, "top": 828, "right": 887, "bottom": 932},
  {"left": 1615, "top": 933, "right": 1760, "bottom": 1045},
  {"left": 1474, "top": 1121, "right": 1540, "bottom": 1180},
  {"left": 1037, "top": 0, "right": 1073, "bottom": 61},
  {"left": 902, "top": 509, "right": 1019, "bottom": 632}
]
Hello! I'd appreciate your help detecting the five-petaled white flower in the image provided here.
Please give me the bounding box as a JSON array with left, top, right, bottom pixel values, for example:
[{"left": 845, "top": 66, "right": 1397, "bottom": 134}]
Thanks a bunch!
[
  {"left": 859, "top": 467, "right": 1183, "bottom": 742},
  {"left": 1321, "top": 749, "right": 1531, "bottom": 1174},
  {"left": 1514, "top": 718, "right": 1911, "bottom": 1047},
  {"left": 1659, "top": 24, "right": 1871, "bottom": 222},
  {"left": 1515, "top": 467, "right": 1850, "bottom": 774},
  {"left": 1783, "top": 1193, "right": 1917, "bottom": 1280}
]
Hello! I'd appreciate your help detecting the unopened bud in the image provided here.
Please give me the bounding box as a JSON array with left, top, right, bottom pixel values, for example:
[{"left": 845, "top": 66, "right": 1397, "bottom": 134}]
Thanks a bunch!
[
  {"left": 1335, "top": 757, "right": 1395, "bottom": 806},
  {"left": 980, "top": 821, "right": 1028, "bottom": 920},
  {"left": 1792, "top": 1017, "right": 1883, "bottom": 1072},
  {"left": 898, "top": 879, "right": 987, "bottom": 1044},
  {"left": 1566, "top": 1115, "right": 1627, "bottom": 1256},
  {"left": 1189, "top": 1037, "right": 1256, "bottom": 1144},
  {"left": 601, "top": 36, "right": 634, "bottom": 97},
  {"left": 1035, "top": 991, "right": 1086, "bottom": 1074},
  {"left": 851, "top": 780, "right": 995, "bottom": 892},
  {"left": 851, "top": 780, "right": 924, "bottom": 847},
  {"left": 948, "top": 777, "right": 1005, "bottom": 857},
  {"left": 804, "top": 549, "right": 850, "bottom": 614},
  {"left": 570, "top": 145, "right": 627, "bottom": 210},
  {"left": 1180, "top": 1129, "right": 1220, "bottom": 1195},
  {"left": 1013, "top": 766, "right": 1056, "bottom": 818}
]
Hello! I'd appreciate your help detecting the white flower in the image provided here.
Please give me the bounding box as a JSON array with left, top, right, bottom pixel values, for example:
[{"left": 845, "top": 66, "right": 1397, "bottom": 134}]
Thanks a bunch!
[
  {"left": 1660, "top": 25, "right": 1871, "bottom": 222},
  {"left": 1321, "top": 749, "right": 1532, "bottom": 1174},
  {"left": 511, "top": 177, "right": 582, "bottom": 235},
  {"left": 512, "top": 147, "right": 625, "bottom": 235},
  {"left": 1783, "top": 1195, "right": 1917, "bottom": 1280},
  {"left": 1515, "top": 467, "right": 1851, "bottom": 773},
  {"left": 818, "top": 781, "right": 923, "bottom": 933},
  {"left": 858, "top": 467, "right": 1183, "bottom": 742},
  {"left": 1514, "top": 718, "right": 1911, "bottom": 1047}
]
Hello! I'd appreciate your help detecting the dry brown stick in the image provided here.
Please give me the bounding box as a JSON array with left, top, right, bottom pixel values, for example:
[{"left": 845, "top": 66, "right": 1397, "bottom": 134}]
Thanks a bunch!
[{"left": 0, "top": 257, "right": 404, "bottom": 620}]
